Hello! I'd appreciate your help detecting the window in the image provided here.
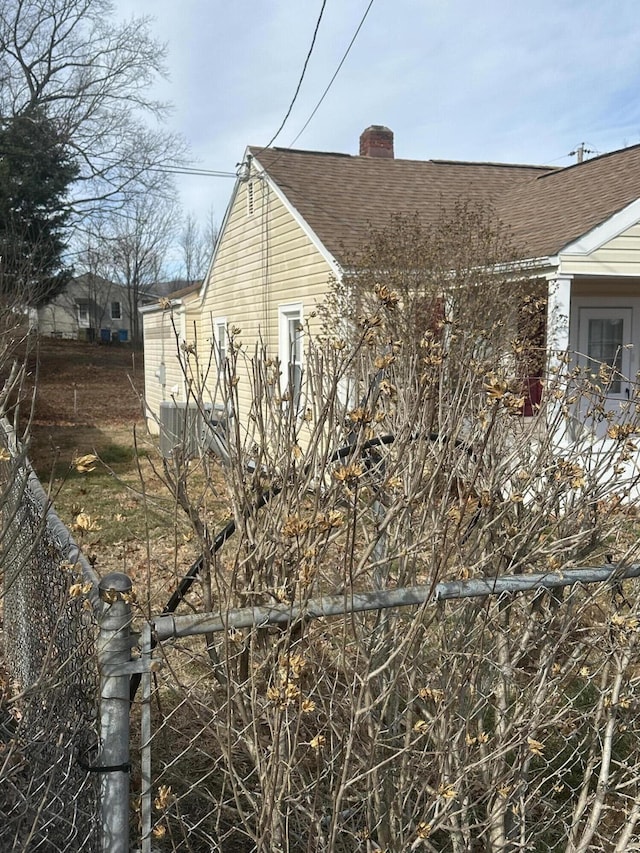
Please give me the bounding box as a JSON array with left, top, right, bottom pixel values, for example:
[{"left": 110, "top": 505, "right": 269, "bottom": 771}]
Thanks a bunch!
[
  {"left": 279, "top": 303, "right": 303, "bottom": 409},
  {"left": 214, "top": 318, "right": 227, "bottom": 370},
  {"left": 587, "top": 319, "right": 624, "bottom": 393},
  {"left": 111, "top": 301, "right": 122, "bottom": 321},
  {"left": 76, "top": 302, "right": 89, "bottom": 328},
  {"left": 578, "top": 307, "right": 632, "bottom": 397}
]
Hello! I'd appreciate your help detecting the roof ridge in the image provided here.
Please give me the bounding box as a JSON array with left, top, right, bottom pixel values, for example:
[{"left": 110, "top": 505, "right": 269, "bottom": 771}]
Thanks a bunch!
[
  {"left": 269, "top": 146, "right": 351, "bottom": 158},
  {"left": 254, "top": 146, "right": 555, "bottom": 172},
  {"left": 430, "top": 158, "right": 555, "bottom": 171},
  {"left": 533, "top": 141, "right": 640, "bottom": 181}
]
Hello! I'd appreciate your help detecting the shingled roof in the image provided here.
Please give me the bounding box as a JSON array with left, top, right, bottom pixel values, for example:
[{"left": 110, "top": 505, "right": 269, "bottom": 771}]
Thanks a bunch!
[
  {"left": 496, "top": 143, "right": 640, "bottom": 258},
  {"left": 250, "top": 141, "right": 640, "bottom": 265},
  {"left": 250, "top": 147, "right": 549, "bottom": 265}
]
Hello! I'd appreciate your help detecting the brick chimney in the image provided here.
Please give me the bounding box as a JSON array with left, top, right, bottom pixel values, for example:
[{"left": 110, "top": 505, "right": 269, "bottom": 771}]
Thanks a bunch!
[{"left": 359, "top": 125, "right": 394, "bottom": 159}]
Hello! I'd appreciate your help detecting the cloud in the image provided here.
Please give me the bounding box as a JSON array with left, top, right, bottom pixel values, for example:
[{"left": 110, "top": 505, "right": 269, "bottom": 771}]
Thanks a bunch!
[{"left": 113, "top": 0, "right": 640, "bottom": 225}]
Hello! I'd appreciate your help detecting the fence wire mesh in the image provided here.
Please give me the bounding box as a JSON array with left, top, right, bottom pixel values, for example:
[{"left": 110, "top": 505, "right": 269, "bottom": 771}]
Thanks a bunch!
[
  {"left": 0, "top": 418, "right": 101, "bottom": 852},
  {"left": 139, "top": 573, "right": 640, "bottom": 853},
  {"left": 133, "top": 321, "right": 640, "bottom": 852}
]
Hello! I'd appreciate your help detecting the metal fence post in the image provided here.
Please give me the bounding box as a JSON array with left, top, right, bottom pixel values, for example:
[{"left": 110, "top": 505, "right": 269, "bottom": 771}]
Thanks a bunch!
[
  {"left": 140, "top": 620, "right": 153, "bottom": 853},
  {"left": 98, "top": 572, "right": 133, "bottom": 853}
]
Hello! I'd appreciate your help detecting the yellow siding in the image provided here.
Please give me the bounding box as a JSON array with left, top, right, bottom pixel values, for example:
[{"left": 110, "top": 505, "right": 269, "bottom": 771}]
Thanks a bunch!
[
  {"left": 199, "top": 177, "right": 335, "bottom": 424},
  {"left": 561, "top": 222, "right": 640, "bottom": 276},
  {"left": 142, "top": 296, "right": 201, "bottom": 433}
]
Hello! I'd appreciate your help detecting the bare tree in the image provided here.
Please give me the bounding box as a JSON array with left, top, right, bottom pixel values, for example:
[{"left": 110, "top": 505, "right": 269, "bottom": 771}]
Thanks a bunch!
[
  {"left": 105, "top": 195, "right": 179, "bottom": 345},
  {"left": 178, "top": 210, "right": 217, "bottom": 286},
  {"left": 0, "top": 0, "right": 186, "bottom": 216}
]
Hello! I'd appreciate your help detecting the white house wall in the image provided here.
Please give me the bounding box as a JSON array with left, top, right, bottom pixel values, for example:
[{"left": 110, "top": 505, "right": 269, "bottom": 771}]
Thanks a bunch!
[
  {"left": 37, "top": 279, "right": 133, "bottom": 341},
  {"left": 38, "top": 300, "right": 80, "bottom": 338}
]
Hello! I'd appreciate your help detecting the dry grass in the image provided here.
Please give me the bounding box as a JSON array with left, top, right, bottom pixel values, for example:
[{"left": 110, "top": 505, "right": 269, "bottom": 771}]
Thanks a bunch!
[{"left": 19, "top": 337, "right": 229, "bottom": 613}]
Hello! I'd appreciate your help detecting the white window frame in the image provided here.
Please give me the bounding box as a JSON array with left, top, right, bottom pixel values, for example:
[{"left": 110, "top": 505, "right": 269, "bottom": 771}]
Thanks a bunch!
[
  {"left": 111, "top": 300, "right": 122, "bottom": 321},
  {"left": 278, "top": 302, "right": 304, "bottom": 409},
  {"left": 76, "top": 302, "right": 90, "bottom": 328},
  {"left": 214, "top": 317, "right": 227, "bottom": 371}
]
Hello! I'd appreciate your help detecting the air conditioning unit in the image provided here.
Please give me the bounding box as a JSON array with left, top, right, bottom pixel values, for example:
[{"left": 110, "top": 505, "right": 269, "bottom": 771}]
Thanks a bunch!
[{"left": 159, "top": 401, "right": 212, "bottom": 459}]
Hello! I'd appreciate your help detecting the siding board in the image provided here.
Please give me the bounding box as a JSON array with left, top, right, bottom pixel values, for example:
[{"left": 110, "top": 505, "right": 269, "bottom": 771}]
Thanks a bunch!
[
  {"left": 561, "top": 222, "right": 640, "bottom": 276},
  {"left": 198, "top": 178, "right": 334, "bottom": 425}
]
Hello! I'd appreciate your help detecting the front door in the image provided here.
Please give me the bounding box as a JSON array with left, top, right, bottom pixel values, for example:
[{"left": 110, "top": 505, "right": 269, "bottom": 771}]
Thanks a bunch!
[{"left": 576, "top": 306, "right": 633, "bottom": 435}]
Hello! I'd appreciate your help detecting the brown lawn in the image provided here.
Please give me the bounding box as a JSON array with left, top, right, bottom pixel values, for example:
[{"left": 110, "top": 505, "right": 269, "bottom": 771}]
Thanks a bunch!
[
  {"left": 14, "top": 337, "right": 218, "bottom": 612},
  {"left": 26, "top": 336, "right": 144, "bottom": 471}
]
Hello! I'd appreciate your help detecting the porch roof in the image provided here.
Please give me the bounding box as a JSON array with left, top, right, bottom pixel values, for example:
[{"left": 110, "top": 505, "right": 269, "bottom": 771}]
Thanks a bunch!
[{"left": 496, "top": 143, "right": 640, "bottom": 258}]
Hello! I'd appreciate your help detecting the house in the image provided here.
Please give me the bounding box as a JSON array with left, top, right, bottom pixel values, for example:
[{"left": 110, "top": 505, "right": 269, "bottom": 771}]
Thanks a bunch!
[
  {"left": 141, "top": 281, "right": 201, "bottom": 411},
  {"left": 141, "top": 126, "right": 640, "bottom": 448},
  {"left": 33, "top": 273, "right": 134, "bottom": 343}
]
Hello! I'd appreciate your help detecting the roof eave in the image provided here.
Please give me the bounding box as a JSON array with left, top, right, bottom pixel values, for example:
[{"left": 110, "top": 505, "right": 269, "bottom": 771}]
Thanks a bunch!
[
  {"left": 491, "top": 255, "right": 559, "bottom": 276},
  {"left": 558, "top": 197, "right": 640, "bottom": 256},
  {"left": 139, "top": 294, "right": 199, "bottom": 316}
]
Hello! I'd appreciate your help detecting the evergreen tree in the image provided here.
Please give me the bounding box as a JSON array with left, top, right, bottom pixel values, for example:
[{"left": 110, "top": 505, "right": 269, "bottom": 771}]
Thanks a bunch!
[{"left": 0, "top": 111, "right": 78, "bottom": 305}]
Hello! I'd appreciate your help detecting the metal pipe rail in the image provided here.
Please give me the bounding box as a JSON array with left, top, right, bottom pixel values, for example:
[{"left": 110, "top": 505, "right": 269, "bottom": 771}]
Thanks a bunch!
[{"left": 152, "top": 563, "right": 640, "bottom": 641}]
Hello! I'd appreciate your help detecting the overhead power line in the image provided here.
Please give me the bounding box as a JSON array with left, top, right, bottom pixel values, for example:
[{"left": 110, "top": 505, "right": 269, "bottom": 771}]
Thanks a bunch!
[
  {"left": 246, "top": 0, "right": 376, "bottom": 178},
  {"left": 288, "top": 0, "right": 375, "bottom": 148},
  {"left": 261, "top": 0, "right": 328, "bottom": 152},
  {"left": 150, "top": 164, "right": 236, "bottom": 178},
  {"left": 2, "top": 142, "right": 237, "bottom": 180}
]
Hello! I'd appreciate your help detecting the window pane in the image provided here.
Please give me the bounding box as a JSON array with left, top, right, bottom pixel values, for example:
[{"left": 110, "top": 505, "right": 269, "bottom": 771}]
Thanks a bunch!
[
  {"left": 588, "top": 318, "right": 623, "bottom": 393},
  {"left": 280, "top": 308, "right": 303, "bottom": 409},
  {"left": 288, "top": 316, "right": 301, "bottom": 364},
  {"left": 216, "top": 324, "right": 226, "bottom": 365}
]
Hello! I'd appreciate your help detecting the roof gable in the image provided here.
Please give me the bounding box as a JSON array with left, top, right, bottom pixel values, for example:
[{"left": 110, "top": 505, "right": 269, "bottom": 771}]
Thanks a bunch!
[
  {"left": 496, "top": 143, "right": 640, "bottom": 258},
  {"left": 559, "top": 197, "right": 640, "bottom": 257}
]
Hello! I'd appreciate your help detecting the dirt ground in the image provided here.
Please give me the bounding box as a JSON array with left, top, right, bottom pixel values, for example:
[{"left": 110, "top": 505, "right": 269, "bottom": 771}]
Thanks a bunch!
[
  {"left": 13, "top": 337, "right": 209, "bottom": 610},
  {"left": 25, "top": 336, "right": 144, "bottom": 472}
]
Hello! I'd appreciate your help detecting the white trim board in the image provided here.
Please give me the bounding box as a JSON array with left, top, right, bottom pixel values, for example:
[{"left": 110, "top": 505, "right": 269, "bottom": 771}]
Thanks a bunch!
[{"left": 560, "top": 197, "right": 640, "bottom": 256}]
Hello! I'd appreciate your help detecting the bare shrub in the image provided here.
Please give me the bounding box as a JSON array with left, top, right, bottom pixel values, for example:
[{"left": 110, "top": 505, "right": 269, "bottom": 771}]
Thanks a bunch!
[{"left": 141, "top": 208, "right": 640, "bottom": 852}]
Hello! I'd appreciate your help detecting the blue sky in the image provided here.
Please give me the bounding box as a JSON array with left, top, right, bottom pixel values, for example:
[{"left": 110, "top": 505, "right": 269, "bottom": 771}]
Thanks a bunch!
[{"left": 115, "top": 0, "right": 640, "bottom": 231}]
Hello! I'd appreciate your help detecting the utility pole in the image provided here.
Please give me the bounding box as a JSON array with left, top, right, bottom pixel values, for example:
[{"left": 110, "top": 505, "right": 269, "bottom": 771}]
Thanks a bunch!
[{"left": 569, "top": 142, "right": 595, "bottom": 164}]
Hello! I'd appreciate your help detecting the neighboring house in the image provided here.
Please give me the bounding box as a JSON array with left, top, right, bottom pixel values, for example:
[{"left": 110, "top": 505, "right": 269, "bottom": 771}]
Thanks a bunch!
[
  {"left": 34, "top": 274, "right": 134, "bottom": 343},
  {"left": 141, "top": 126, "right": 640, "bottom": 447}
]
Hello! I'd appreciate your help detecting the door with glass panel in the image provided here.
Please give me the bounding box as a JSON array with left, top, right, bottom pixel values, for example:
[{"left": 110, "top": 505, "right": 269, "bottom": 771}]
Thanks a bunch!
[{"left": 577, "top": 307, "right": 632, "bottom": 434}]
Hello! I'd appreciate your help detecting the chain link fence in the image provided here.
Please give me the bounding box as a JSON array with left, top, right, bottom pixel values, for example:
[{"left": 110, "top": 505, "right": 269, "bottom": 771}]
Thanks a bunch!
[
  {"left": 0, "top": 417, "right": 101, "bottom": 852},
  {"left": 130, "top": 324, "right": 640, "bottom": 852},
  {"left": 131, "top": 563, "right": 640, "bottom": 853}
]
